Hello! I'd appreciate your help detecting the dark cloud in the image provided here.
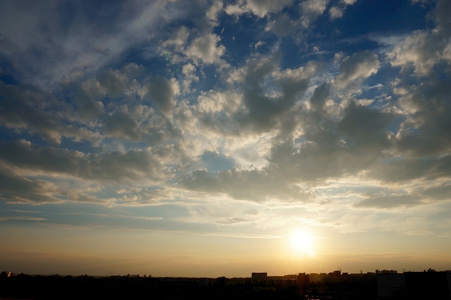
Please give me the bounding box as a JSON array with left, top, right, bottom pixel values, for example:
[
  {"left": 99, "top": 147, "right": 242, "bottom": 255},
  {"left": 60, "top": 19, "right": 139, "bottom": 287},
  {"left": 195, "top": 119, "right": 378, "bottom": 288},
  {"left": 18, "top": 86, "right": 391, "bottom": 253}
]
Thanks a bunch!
[
  {"left": 422, "top": 184, "right": 451, "bottom": 201},
  {"left": 394, "top": 79, "right": 451, "bottom": 156},
  {"left": 64, "top": 80, "right": 105, "bottom": 121},
  {"left": 368, "top": 155, "right": 451, "bottom": 183},
  {"left": 97, "top": 69, "right": 128, "bottom": 98},
  {"left": 310, "top": 83, "right": 330, "bottom": 111},
  {"left": 104, "top": 111, "right": 139, "bottom": 140},
  {"left": 338, "top": 102, "right": 393, "bottom": 152},
  {"left": 354, "top": 195, "right": 423, "bottom": 209},
  {"left": 180, "top": 167, "right": 312, "bottom": 203},
  {"left": 0, "top": 82, "right": 64, "bottom": 144},
  {"left": 0, "top": 139, "right": 167, "bottom": 183},
  {"left": 229, "top": 56, "right": 311, "bottom": 134},
  {"left": 0, "top": 167, "right": 61, "bottom": 204},
  {"left": 145, "top": 77, "right": 178, "bottom": 116}
]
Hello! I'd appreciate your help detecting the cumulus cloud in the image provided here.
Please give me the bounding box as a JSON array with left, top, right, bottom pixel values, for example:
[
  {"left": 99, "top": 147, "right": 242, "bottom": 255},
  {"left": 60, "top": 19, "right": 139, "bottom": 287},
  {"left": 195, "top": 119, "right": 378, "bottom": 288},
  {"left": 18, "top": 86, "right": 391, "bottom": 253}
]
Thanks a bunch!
[
  {"left": 299, "top": 0, "right": 329, "bottom": 28},
  {"left": 97, "top": 69, "right": 128, "bottom": 98},
  {"left": 0, "top": 82, "right": 64, "bottom": 144},
  {"left": 186, "top": 33, "right": 226, "bottom": 65},
  {"left": 387, "top": 0, "right": 451, "bottom": 76},
  {"left": 381, "top": 0, "right": 451, "bottom": 160},
  {"left": 104, "top": 111, "right": 140, "bottom": 140},
  {"left": 329, "top": 0, "right": 357, "bottom": 20},
  {"left": 338, "top": 102, "right": 392, "bottom": 152},
  {"left": 265, "top": 0, "right": 329, "bottom": 37},
  {"left": 0, "top": 81, "right": 102, "bottom": 144},
  {"left": 145, "top": 77, "right": 180, "bottom": 116},
  {"left": 225, "top": 0, "right": 293, "bottom": 18},
  {"left": 388, "top": 31, "right": 449, "bottom": 76},
  {"left": 393, "top": 79, "right": 451, "bottom": 156},
  {"left": 226, "top": 56, "right": 312, "bottom": 134}
]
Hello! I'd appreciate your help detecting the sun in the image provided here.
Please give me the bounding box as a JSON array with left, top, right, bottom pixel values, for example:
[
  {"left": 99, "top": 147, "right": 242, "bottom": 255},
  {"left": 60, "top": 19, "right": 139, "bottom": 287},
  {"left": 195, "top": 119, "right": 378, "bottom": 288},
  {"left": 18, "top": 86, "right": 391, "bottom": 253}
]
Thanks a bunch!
[{"left": 289, "top": 229, "right": 315, "bottom": 256}]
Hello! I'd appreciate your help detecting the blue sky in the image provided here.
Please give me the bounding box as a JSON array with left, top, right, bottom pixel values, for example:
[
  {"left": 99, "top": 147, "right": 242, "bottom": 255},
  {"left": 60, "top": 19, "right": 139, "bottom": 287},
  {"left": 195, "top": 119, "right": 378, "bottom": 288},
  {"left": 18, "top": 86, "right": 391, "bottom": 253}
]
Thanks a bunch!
[{"left": 0, "top": 0, "right": 450, "bottom": 277}]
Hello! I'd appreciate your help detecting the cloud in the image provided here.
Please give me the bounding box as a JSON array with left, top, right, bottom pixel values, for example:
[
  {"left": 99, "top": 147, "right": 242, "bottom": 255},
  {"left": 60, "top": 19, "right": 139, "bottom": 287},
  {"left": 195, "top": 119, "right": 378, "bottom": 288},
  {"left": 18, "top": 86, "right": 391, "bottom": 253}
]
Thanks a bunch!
[
  {"left": 117, "top": 187, "right": 176, "bottom": 205},
  {"left": 0, "top": 82, "right": 64, "bottom": 144},
  {"left": 338, "top": 102, "right": 392, "bottom": 152},
  {"left": 186, "top": 33, "right": 226, "bottom": 65},
  {"left": 0, "top": 81, "right": 101, "bottom": 144},
  {"left": 181, "top": 63, "right": 199, "bottom": 91},
  {"left": 368, "top": 155, "right": 451, "bottom": 183},
  {"left": 0, "top": 139, "right": 168, "bottom": 183},
  {"left": 104, "top": 110, "right": 140, "bottom": 140},
  {"left": 162, "top": 26, "right": 190, "bottom": 53},
  {"left": 422, "top": 184, "right": 451, "bottom": 201},
  {"left": 309, "top": 83, "right": 330, "bottom": 111},
  {"left": 65, "top": 79, "right": 105, "bottom": 121},
  {"left": 226, "top": 55, "right": 312, "bottom": 134},
  {"left": 393, "top": 79, "right": 451, "bottom": 156},
  {"left": 354, "top": 195, "right": 423, "bottom": 209},
  {"left": 225, "top": 0, "right": 293, "bottom": 18},
  {"left": 387, "top": 0, "right": 451, "bottom": 76},
  {"left": 387, "top": 30, "right": 450, "bottom": 76},
  {"left": 97, "top": 69, "right": 128, "bottom": 98},
  {"left": 265, "top": 0, "right": 329, "bottom": 37},
  {"left": 265, "top": 13, "right": 300, "bottom": 37},
  {"left": 180, "top": 168, "right": 313, "bottom": 203},
  {"left": 0, "top": 0, "right": 181, "bottom": 86},
  {"left": 299, "top": 0, "right": 329, "bottom": 28},
  {"left": 335, "top": 50, "right": 380, "bottom": 89},
  {"left": 145, "top": 76, "right": 180, "bottom": 116},
  {"left": 0, "top": 166, "right": 61, "bottom": 204},
  {"left": 215, "top": 217, "right": 251, "bottom": 225},
  {"left": 0, "top": 216, "right": 47, "bottom": 221},
  {"left": 206, "top": 0, "right": 224, "bottom": 25},
  {"left": 0, "top": 0, "right": 449, "bottom": 251},
  {"left": 329, "top": 6, "right": 344, "bottom": 19},
  {"left": 329, "top": 0, "right": 357, "bottom": 20}
]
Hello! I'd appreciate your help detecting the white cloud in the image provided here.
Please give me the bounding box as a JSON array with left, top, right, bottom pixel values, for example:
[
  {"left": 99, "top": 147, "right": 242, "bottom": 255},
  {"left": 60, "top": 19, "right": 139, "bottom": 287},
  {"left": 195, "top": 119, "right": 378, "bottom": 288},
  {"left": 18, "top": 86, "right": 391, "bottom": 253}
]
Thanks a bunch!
[
  {"left": 329, "top": 6, "right": 344, "bottom": 19},
  {"left": 197, "top": 90, "right": 242, "bottom": 115},
  {"left": 388, "top": 30, "right": 451, "bottom": 76},
  {"left": 300, "top": 0, "right": 329, "bottom": 27},
  {"left": 181, "top": 63, "right": 199, "bottom": 91},
  {"left": 206, "top": 0, "right": 224, "bottom": 25},
  {"left": 186, "top": 33, "right": 226, "bottom": 65},
  {"left": 162, "top": 26, "right": 190, "bottom": 53},
  {"left": 329, "top": 0, "right": 357, "bottom": 20}
]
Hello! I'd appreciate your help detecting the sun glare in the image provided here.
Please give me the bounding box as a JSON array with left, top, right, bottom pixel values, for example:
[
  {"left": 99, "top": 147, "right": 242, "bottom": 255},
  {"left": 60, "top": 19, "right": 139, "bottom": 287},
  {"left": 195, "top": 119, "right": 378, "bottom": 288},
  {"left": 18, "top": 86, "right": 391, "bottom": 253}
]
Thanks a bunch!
[{"left": 289, "top": 229, "right": 315, "bottom": 256}]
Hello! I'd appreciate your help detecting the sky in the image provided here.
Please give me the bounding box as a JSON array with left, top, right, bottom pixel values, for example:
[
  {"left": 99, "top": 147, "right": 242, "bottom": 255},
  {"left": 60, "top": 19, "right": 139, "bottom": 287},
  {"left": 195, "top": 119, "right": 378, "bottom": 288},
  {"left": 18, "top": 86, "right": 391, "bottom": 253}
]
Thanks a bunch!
[{"left": 0, "top": 0, "right": 450, "bottom": 277}]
